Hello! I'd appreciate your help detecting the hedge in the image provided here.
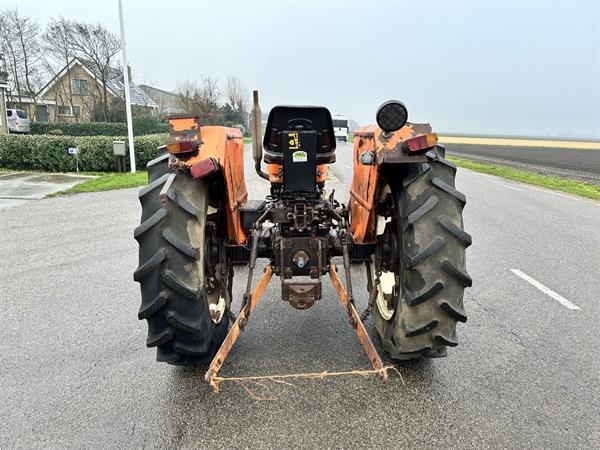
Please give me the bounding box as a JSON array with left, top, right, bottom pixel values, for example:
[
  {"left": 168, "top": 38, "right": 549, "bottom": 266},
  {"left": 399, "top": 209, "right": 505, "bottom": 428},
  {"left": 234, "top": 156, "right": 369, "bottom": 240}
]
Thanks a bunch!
[
  {"left": 0, "top": 133, "right": 168, "bottom": 172},
  {"left": 30, "top": 116, "right": 169, "bottom": 137}
]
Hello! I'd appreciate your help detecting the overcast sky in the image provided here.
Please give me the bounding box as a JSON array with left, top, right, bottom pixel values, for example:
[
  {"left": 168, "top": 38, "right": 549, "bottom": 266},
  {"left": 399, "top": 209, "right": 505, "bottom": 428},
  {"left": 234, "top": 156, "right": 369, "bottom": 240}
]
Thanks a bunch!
[{"left": 4, "top": 0, "right": 600, "bottom": 138}]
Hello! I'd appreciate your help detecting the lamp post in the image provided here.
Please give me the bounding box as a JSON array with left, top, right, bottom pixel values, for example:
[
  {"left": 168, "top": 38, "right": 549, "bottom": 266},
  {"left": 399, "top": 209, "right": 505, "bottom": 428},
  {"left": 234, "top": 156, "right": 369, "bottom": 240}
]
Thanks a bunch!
[{"left": 117, "top": 0, "right": 136, "bottom": 172}]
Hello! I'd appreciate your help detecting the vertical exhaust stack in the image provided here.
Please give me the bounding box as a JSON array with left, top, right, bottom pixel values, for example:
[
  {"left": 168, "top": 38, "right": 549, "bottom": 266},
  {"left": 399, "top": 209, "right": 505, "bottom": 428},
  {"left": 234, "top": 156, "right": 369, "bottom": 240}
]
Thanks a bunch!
[{"left": 251, "top": 90, "right": 269, "bottom": 180}]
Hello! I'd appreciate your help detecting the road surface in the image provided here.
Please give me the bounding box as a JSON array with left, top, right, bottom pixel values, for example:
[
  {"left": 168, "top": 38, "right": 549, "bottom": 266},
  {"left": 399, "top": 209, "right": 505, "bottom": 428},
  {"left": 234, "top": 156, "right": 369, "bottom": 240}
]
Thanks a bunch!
[
  {"left": 443, "top": 143, "right": 600, "bottom": 186},
  {"left": 0, "top": 143, "right": 599, "bottom": 448}
]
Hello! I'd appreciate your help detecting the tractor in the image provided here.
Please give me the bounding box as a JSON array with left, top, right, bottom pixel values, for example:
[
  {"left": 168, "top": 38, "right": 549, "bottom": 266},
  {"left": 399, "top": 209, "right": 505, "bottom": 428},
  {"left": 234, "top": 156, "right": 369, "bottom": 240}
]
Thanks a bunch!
[{"left": 134, "top": 93, "right": 471, "bottom": 388}]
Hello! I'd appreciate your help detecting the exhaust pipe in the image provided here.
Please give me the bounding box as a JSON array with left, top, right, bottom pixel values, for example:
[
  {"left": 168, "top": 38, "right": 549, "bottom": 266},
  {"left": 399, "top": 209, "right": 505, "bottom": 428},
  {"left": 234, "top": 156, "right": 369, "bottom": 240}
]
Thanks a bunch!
[{"left": 251, "top": 90, "right": 269, "bottom": 180}]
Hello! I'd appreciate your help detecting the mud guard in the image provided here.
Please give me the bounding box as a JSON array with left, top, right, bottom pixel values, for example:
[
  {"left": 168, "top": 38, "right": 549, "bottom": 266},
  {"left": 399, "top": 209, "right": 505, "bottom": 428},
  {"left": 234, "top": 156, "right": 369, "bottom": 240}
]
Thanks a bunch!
[
  {"left": 349, "top": 123, "right": 433, "bottom": 244},
  {"left": 168, "top": 117, "right": 249, "bottom": 245}
]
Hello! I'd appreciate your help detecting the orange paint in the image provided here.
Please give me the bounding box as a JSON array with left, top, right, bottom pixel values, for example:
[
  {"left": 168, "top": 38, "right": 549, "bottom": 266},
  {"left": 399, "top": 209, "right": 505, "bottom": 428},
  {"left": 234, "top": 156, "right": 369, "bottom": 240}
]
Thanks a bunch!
[
  {"left": 267, "top": 163, "right": 329, "bottom": 184},
  {"left": 349, "top": 123, "right": 431, "bottom": 243},
  {"left": 183, "top": 126, "right": 248, "bottom": 245}
]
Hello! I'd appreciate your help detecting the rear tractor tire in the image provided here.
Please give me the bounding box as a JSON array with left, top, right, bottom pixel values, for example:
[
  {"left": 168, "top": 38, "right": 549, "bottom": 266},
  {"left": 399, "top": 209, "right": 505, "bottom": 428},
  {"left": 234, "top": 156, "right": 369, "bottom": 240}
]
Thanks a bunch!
[
  {"left": 372, "top": 154, "right": 472, "bottom": 360},
  {"left": 134, "top": 152, "right": 229, "bottom": 365}
]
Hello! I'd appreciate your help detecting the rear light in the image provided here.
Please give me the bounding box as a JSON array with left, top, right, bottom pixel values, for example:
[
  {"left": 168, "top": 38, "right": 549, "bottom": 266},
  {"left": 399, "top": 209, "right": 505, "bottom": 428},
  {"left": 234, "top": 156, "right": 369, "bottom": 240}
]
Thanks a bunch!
[
  {"left": 167, "top": 116, "right": 201, "bottom": 154},
  {"left": 402, "top": 133, "right": 438, "bottom": 153},
  {"left": 167, "top": 140, "right": 198, "bottom": 154},
  {"left": 190, "top": 158, "right": 219, "bottom": 179}
]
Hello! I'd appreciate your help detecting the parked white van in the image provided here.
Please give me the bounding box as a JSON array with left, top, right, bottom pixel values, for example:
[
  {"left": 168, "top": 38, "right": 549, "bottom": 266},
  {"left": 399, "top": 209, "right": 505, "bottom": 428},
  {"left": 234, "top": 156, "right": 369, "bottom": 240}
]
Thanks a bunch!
[
  {"left": 332, "top": 114, "right": 349, "bottom": 142},
  {"left": 6, "top": 109, "right": 31, "bottom": 133}
]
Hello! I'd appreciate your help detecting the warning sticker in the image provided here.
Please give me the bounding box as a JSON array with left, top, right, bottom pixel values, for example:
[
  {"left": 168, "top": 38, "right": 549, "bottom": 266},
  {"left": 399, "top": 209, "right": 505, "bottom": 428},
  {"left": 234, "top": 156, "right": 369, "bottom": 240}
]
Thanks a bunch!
[{"left": 292, "top": 151, "right": 307, "bottom": 162}]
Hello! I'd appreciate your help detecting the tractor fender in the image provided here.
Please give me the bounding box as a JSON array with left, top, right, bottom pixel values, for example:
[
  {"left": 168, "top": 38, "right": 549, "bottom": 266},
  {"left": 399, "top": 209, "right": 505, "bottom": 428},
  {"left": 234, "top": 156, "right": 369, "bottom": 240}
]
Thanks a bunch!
[
  {"left": 183, "top": 126, "right": 248, "bottom": 245},
  {"left": 349, "top": 123, "right": 434, "bottom": 244}
]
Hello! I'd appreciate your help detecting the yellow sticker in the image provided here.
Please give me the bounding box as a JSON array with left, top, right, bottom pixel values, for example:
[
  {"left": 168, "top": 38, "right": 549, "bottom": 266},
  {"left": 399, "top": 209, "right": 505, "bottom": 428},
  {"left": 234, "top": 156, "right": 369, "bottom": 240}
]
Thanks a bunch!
[{"left": 288, "top": 132, "right": 300, "bottom": 150}]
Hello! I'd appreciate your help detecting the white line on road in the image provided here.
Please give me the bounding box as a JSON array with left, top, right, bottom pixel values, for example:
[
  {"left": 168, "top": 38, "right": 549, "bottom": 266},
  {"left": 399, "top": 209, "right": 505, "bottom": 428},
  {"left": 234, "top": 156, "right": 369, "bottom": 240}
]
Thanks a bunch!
[
  {"left": 502, "top": 184, "right": 523, "bottom": 191},
  {"left": 510, "top": 269, "right": 580, "bottom": 310}
]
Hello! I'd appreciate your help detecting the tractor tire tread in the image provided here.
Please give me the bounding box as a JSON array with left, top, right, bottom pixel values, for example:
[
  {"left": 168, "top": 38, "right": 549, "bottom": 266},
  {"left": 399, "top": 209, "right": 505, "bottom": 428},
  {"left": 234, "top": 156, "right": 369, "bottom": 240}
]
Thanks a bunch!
[
  {"left": 374, "top": 156, "right": 470, "bottom": 359},
  {"left": 134, "top": 149, "right": 228, "bottom": 365}
]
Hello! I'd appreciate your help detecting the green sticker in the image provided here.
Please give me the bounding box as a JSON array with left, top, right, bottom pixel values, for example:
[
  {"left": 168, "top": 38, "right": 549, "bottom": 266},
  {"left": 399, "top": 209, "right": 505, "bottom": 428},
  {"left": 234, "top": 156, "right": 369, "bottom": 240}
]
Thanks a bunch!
[{"left": 292, "top": 151, "right": 307, "bottom": 162}]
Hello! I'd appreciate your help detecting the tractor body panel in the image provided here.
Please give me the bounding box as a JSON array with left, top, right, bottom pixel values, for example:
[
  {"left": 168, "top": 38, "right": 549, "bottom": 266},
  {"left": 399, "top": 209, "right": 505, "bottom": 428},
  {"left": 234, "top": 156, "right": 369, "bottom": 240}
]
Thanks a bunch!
[
  {"left": 168, "top": 117, "right": 248, "bottom": 244},
  {"left": 349, "top": 123, "right": 432, "bottom": 244}
]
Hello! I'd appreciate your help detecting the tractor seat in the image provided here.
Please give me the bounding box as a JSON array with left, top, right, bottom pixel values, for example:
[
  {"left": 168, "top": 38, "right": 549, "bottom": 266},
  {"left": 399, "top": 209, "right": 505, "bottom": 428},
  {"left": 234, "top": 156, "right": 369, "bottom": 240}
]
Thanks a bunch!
[{"left": 263, "top": 106, "right": 336, "bottom": 165}]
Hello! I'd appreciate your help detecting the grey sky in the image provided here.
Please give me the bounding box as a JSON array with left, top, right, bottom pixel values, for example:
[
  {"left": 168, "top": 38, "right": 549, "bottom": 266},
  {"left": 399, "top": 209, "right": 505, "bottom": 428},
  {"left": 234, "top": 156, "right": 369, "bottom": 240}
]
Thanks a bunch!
[{"left": 5, "top": 0, "right": 600, "bottom": 138}]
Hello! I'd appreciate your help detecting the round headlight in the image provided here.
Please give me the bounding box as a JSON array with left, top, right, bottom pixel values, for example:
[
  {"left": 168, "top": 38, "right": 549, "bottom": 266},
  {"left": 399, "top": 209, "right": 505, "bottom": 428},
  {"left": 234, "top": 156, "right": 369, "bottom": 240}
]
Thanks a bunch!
[{"left": 376, "top": 100, "right": 408, "bottom": 133}]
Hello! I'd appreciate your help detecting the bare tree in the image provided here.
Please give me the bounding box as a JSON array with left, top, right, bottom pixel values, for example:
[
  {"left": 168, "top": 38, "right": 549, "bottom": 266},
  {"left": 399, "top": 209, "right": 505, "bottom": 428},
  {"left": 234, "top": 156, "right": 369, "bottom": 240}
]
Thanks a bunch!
[
  {"left": 43, "top": 17, "right": 79, "bottom": 122},
  {"left": 0, "top": 8, "right": 43, "bottom": 118},
  {"left": 175, "top": 76, "right": 222, "bottom": 124},
  {"left": 224, "top": 76, "right": 248, "bottom": 113},
  {"left": 65, "top": 20, "right": 120, "bottom": 121}
]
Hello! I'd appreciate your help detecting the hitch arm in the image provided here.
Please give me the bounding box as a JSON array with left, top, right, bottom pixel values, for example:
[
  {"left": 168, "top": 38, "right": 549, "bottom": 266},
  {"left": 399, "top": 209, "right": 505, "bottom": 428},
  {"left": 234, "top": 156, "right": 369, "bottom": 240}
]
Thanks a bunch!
[
  {"left": 329, "top": 264, "right": 387, "bottom": 382},
  {"left": 205, "top": 265, "right": 273, "bottom": 392}
]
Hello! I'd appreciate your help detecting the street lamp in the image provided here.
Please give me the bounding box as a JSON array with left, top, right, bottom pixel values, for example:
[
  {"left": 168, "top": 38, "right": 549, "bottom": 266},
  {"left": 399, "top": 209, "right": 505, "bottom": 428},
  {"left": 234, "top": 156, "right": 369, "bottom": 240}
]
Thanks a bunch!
[
  {"left": 117, "top": 0, "right": 136, "bottom": 173},
  {"left": 0, "top": 54, "right": 9, "bottom": 135}
]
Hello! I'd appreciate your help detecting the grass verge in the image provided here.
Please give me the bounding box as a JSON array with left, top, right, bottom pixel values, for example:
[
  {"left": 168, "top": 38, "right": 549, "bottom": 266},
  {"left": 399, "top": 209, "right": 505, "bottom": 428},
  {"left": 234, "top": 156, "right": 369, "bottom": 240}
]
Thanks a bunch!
[
  {"left": 55, "top": 171, "right": 148, "bottom": 195},
  {"left": 449, "top": 157, "right": 600, "bottom": 201}
]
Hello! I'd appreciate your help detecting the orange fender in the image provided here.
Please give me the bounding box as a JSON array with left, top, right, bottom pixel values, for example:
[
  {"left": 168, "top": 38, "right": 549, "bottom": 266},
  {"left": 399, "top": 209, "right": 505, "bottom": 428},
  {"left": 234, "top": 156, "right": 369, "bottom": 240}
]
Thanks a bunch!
[
  {"left": 349, "top": 123, "right": 431, "bottom": 244},
  {"left": 184, "top": 126, "right": 248, "bottom": 245}
]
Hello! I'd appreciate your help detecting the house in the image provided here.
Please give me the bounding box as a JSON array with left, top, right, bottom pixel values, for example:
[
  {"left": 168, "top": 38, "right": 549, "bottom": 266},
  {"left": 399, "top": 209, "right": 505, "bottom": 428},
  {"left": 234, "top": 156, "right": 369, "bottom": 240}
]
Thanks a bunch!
[
  {"left": 34, "top": 58, "right": 158, "bottom": 123},
  {"left": 139, "top": 85, "right": 184, "bottom": 116}
]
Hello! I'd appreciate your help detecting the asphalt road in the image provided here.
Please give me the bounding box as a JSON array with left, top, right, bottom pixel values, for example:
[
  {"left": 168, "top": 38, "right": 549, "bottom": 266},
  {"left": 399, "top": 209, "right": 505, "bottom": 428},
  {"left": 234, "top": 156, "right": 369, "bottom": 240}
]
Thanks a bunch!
[
  {"left": 443, "top": 143, "right": 600, "bottom": 185},
  {"left": 1, "top": 143, "right": 599, "bottom": 448}
]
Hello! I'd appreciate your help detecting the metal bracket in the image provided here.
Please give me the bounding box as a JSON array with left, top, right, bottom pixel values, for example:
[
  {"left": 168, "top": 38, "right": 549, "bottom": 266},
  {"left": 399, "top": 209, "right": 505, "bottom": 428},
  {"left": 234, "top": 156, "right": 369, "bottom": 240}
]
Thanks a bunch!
[
  {"left": 205, "top": 265, "right": 273, "bottom": 392},
  {"left": 204, "top": 262, "right": 388, "bottom": 392},
  {"left": 329, "top": 264, "right": 387, "bottom": 383}
]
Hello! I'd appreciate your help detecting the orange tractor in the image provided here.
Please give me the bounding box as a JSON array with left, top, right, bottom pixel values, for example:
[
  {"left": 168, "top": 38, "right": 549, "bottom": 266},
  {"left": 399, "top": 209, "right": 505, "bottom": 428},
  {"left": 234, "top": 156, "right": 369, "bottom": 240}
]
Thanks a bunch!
[{"left": 134, "top": 93, "right": 471, "bottom": 387}]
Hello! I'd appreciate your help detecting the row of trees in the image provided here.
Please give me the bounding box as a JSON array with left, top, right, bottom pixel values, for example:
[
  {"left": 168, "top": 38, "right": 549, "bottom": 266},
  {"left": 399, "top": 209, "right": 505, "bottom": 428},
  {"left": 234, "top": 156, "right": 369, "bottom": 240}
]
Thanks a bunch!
[
  {"left": 0, "top": 8, "right": 250, "bottom": 127},
  {"left": 176, "top": 76, "right": 249, "bottom": 127}
]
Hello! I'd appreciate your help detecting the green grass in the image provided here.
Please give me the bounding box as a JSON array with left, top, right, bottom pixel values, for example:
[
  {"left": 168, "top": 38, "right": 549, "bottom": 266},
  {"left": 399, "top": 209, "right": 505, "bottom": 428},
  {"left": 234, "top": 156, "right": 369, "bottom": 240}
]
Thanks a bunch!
[
  {"left": 55, "top": 171, "right": 148, "bottom": 195},
  {"left": 243, "top": 137, "right": 252, "bottom": 144},
  {"left": 449, "top": 157, "right": 600, "bottom": 201}
]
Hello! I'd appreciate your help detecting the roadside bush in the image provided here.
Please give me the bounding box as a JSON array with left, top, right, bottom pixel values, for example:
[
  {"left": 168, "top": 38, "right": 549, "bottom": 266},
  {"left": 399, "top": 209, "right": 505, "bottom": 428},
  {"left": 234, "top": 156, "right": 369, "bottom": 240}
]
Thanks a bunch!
[
  {"left": 0, "top": 133, "right": 167, "bottom": 172},
  {"left": 30, "top": 116, "right": 169, "bottom": 137}
]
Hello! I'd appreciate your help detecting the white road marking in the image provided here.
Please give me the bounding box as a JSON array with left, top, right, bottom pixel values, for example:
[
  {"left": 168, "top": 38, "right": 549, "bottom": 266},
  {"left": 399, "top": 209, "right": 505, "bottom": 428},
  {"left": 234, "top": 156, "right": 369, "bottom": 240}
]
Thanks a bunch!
[
  {"left": 510, "top": 269, "right": 580, "bottom": 310},
  {"left": 502, "top": 184, "right": 523, "bottom": 191},
  {"left": 344, "top": 164, "right": 351, "bottom": 169}
]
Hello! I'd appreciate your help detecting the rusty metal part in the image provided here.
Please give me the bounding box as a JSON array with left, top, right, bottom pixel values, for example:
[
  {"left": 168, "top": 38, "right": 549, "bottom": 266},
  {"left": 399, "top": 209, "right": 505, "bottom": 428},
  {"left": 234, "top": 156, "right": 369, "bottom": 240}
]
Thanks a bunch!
[
  {"left": 241, "top": 228, "right": 261, "bottom": 325},
  {"left": 266, "top": 163, "right": 329, "bottom": 184},
  {"left": 251, "top": 90, "right": 270, "bottom": 180},
  {"left": 168, "top": 156, "right": 189, "bottom": 173},
  {"left": 240, "top": 204, "right": 272, "bottom": 323},
  {"left": 328, "top": 264, "right": 387, "bottom": 382},
  {"left": 282, "top": 281, "right": 320, "bottom": 309},
  {"left": 167, "top": 116, "right": 201, "bottom": 154},
  {"left": 175, "top": 125, "right": 248, "bottom": 244},
  {"left": 190, "top": 157, "right": 219, "bottom": 179},
  {"left": 361, "top": 279, "right": 380, "bottom": 322},
  {"left": 349, "top": 122, "right": 433, "bottom": 244},
  {"left": 205, "top": 265, "right": 273, "bottom": 392}
]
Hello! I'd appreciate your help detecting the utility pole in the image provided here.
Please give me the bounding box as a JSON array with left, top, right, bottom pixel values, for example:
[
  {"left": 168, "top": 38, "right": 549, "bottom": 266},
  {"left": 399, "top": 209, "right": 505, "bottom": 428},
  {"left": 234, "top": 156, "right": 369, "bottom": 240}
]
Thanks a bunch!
[
  {"left": 118, "top": 0, "right": 136, "bottom": 172},
  {"left": 0, "top": 54, "right": 8, "bottom": 135}
]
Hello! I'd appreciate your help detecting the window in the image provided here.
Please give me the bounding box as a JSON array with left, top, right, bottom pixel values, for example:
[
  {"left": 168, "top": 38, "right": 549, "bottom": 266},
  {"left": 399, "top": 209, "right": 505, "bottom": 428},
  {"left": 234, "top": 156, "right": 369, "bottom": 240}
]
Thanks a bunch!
[
  {"left": 6, "top": 110, "right": 12, "bottom": 117},
  {"left": 58, "top": 105, "right": 72, "bottom": 116},
  {"left": 71, "top": 79, "right": 89, "bottom": 95},
  {"left": 333, "top": 119, "right": 348, "bottom": 128},
  {"left": 16, "top": 110, "right": 28, "bottom": 119},
  {"left": 72, "top": 106, "right": 81, "bottom": 117}
]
